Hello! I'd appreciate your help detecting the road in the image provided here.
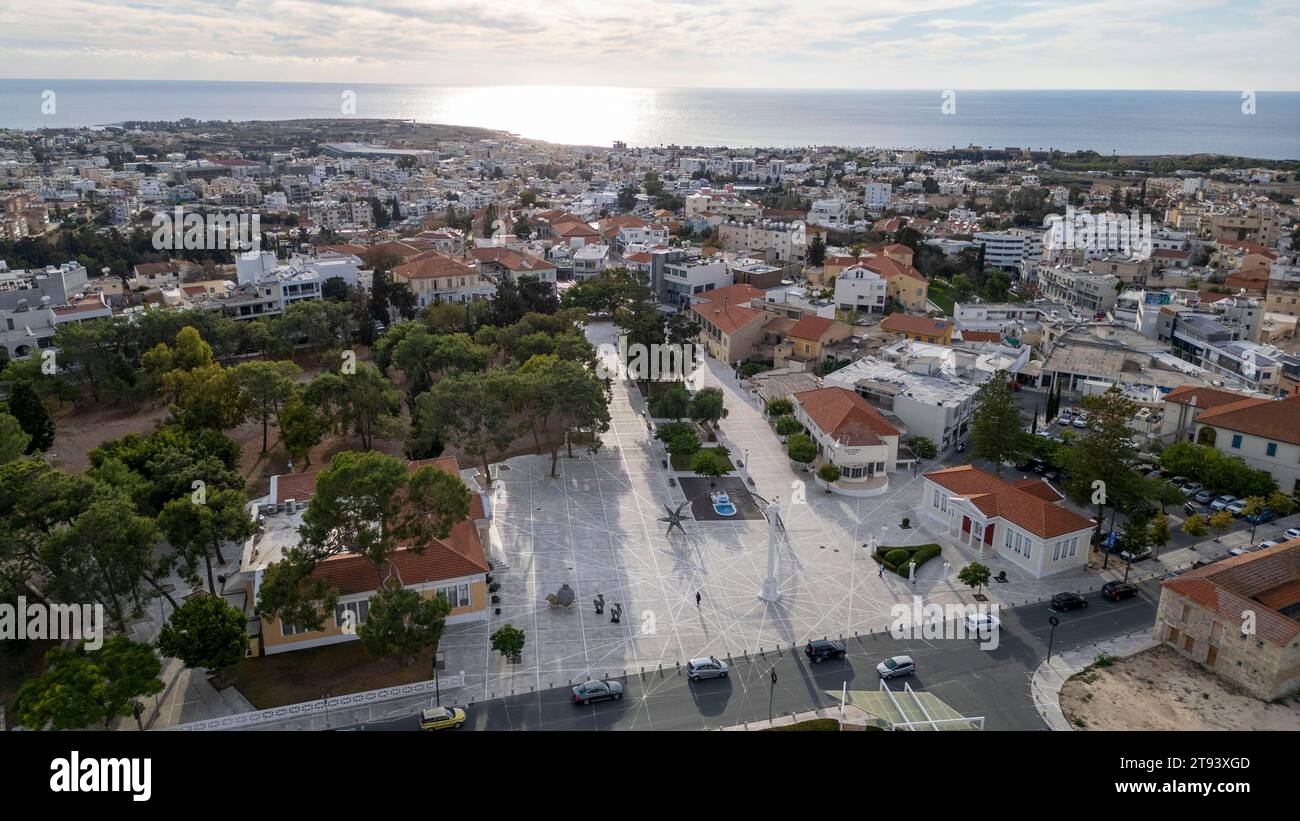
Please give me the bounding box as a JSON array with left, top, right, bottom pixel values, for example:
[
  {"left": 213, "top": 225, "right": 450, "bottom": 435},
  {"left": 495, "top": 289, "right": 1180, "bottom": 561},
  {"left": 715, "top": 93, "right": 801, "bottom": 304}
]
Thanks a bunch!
[{"left": 350, "top": 579, "right": 1161, "bottom": 732}]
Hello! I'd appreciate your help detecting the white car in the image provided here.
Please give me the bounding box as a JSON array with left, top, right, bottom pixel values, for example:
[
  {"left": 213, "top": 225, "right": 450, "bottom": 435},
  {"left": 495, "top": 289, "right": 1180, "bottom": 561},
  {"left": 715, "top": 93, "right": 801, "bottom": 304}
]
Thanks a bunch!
[
  {"left": 1256, "top": 540, "right": 1280, "bottom": 551},
  {"left": 963, "top": 612, "right": 1000, "bottom": 635},
  {"left": 1284, "top": 527, "right": 1300, "bottom": 540},
  {"left": 1209, "top": 495, "right": 1237, "bottom": 512},
  {"left": 876, "top": 655, "right": 916, "bottom": 679},
  {"left": 1072, "top": 416, "right": 1089, "bottom": 429},
  {"left": 1226, "top": 500, "right": 1249, "bottom": 516}
]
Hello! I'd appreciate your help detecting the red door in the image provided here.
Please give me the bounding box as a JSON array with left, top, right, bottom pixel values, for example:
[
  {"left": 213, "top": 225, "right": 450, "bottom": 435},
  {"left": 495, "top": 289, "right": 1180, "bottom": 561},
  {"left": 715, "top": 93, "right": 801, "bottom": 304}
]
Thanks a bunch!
[
  {"left": 984, "top": 525, "right": 995, "bottom": 545},
  {"left": 962, "top": 516, "right": 971, "bottom": 534}
]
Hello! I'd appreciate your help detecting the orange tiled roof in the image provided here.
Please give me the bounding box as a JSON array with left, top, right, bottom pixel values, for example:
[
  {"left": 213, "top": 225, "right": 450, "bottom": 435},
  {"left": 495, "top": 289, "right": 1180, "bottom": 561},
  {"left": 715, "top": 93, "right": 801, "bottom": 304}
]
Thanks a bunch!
[
  {"left": 786, "top": 315, "right": 836, "bottom": 341},
  {"left": 1193, "top": 394, "right": 1300, "bottom": 447},
  {"left": 1162, "top": 385, "right": 1248, "bottom": 410},
  {"left": 793, "top": 386, "right": 900, "bottom": 446},
  {"left": 924, "top": 465, "right": 1093, "bottom": 539},
  {"left": 1161, "top": 541, "right": 1300, "bottom": 647},
  {"left": 690, "top": 283, "right": 766, "bottom": 335},
  {"left": 311, "top": 518, "right": 488, "bottom": 596},
  {"left": 394, "top": 251, "right": 477, "bottom": 280},
  {"left": 881, "top": 313, "right": 951, "bottom": 337}
]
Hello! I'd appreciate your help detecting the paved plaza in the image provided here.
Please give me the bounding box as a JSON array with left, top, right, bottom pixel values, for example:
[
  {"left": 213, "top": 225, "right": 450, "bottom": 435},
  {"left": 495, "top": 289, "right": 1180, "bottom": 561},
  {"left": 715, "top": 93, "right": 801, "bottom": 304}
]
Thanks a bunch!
[{"left": 429, "top": 324, "right": 1119, "bottom": 705}]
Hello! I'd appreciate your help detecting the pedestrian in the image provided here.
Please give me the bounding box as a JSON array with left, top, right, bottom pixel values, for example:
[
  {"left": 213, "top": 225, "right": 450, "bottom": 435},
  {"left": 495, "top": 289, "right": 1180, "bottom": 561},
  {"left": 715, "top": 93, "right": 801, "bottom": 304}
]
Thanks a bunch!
[
  {"left": 878, "top": 564, "right": 884, "bottom": 578},
  {"left": 695, "top": 591, "right": 702, "bottom": 607}
]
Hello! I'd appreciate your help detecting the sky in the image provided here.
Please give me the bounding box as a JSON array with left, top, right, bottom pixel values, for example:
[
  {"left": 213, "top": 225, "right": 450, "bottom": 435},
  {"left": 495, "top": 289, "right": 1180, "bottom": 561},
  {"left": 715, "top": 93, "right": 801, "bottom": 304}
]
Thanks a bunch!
[{"left": 0, "top": 0, "right": 1297, "bottom": 90}]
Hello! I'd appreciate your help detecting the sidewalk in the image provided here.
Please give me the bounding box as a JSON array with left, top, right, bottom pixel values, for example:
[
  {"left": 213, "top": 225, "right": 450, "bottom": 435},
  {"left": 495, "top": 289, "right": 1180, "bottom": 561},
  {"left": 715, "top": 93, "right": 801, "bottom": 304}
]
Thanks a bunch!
[{"left": 1030, "top": 628, "right": 1159, "bottom": 731}]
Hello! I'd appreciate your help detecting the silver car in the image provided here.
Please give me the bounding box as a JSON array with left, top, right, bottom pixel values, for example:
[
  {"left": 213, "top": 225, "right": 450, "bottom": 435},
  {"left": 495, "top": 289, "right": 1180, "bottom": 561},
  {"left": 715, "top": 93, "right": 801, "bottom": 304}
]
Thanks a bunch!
[
  {"left": 876, "top": 655, "right": 916, "bottom": 679},
  {"left": 571, "top": 679, "right": 624, "bottom": 705},
  {"left": 686, "top": 656, "right": 729, "bottom": 681}
]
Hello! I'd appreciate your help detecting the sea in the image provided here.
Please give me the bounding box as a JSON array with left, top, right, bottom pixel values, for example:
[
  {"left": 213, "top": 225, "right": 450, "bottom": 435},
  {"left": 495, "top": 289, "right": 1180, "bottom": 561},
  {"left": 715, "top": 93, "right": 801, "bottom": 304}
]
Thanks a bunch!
[{"left": 1, "top": 80, "right": 1297, "bottom": 159}]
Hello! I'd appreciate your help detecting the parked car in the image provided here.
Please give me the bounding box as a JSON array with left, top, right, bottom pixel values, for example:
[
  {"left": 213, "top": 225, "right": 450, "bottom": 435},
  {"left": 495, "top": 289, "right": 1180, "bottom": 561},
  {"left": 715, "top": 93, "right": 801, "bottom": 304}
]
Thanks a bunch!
[
  {"left": 1180, "top": 482, "right": 1204, "bottom": 497},
  {"left": 1193, "top": 489, "right": 1214, "bottom": 505},
  {"left": 804, "top": 639, "right": 847, "bottom": 663},
  {"left": 1119, "top": 549, "right": 1152, "bottom": 562},
  {"left": 572, "top": 679, "right": 624, "bottom": 705},
  {"left": 418, "top": 706, "right": 467, "bottom": 730},
  {"left": 876, "top": 655, "right": 915, "bottom": 679},
  {"left": 1056, "top": 415, "right": 1072, "bottom": 426},
  {"left": 1229, "top": 547, "right": 1251, "bottom": 557},
  {"left": 686, "top": 656, "right": 729, "bottom": 681},
  {"left": 1051, "top": 591, "right": 1089, "bottom": 611},
  {"left": 1284, "top": 527, "right": 1300, "bottom": 540},
  {"left": 1169, "top": 475, "right": 1190, "bottom": 487},
  {"left": 963, "top": 612, "right": 1000, "bottom": 635},
  {"left": 1256, "top": 540, "right": 1279, "bottom": 551},
  {"left": 1226, "top": 499, "right": 1249, "bottom": 517},
  {"left": 1209, "top": 495, "right": 1237, "bottom": 512},
  {"left": 1246, "top": 508, "right": 1276, "bottom": 525},
  {"left": 1072, "top": 416, "right": 1089, "bottom": 429},
  {"left": 1101, "top": 581, "right": 1139, "bottom": 601},
  {"left": 1146, "top": 468, "right": 1164, "bottom": 478}
]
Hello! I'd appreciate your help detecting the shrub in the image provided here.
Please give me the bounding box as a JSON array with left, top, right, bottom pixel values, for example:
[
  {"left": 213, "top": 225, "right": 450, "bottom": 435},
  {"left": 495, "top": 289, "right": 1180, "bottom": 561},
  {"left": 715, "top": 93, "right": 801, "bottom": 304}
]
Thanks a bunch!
[
  {"left": 787, "top": 433, "right": 817, "bottom": 465},
  {"left": 690, "top": 449, "right": 730, "bottom": 478},
  {"left": 775, "top": 415, "right": 802, "bottom": 437},
  {"left": 765, "top": 397, "right": 793, "bottom": 417},
  {"left": 665, "top": 429, "right": 701, "bottom": 457},
  {"left": 883, "top": 548, "right": 911, "bottom": 568},
  {"left": 817, "top": 463, "right": 842, "bottom": 484}
]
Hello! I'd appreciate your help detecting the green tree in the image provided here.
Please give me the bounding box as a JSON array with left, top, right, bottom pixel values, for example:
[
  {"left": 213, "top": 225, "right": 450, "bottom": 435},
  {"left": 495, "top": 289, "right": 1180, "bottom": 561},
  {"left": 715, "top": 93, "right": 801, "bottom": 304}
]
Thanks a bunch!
[
  {"left": 304, "top": 362, "right": 402, "bottom": 451},
  {"left": 1182, "top": 513, "right": 1209, "bottom": 538},
  {"left": 8, "top": 380, "right": 54, "bottom": 452},
  {"left": 787, "top": 433, "right": 817, "bottom": 466},
  {"left": 1148, "top": 511, "right": 1170, "bottom": 557},
  {"left": 759, "top": 397, "right": 790, "bottom": 415},
  {"left": 775, "top": 415, "right": 802, "bottom": 437},
  {"left": 163, "top": 363, "right": 249, "bottom": 431},
  {"left": 14, "top": 636, "right": 164, "bottom": 730},
  {"left": 817, "top": 463, "right": 842, "bottom": 484},
  {"left": 958, "top": 562, "right": 991, "bottom": 596},
  {"left": 408, "top": 368, "right": 519, "bottom": 486},
  {"left": 970, "top": 370, "right": 1021, "bottom": 474},
  {"left": 905, "top": 435, "right": 938, "bottom": 460},
  {"left": 278, "top": 393, "right": 329, "bottom": 468},
  {"left": 688, "top": 386, "right": 728, "bottom": 435},
  {"left": 156, "top": 593, "right": 251, "bottom": 676},
  {"left": 649, "top": 382, "right": 692, "bottom": 420},
  {"left": 157, "top": 488, "right": 255, "bottom": 595},
  {"left": 1058, "top": 385, "right": 1140, "bottom": 545},
  {"left": 357, "top": 581, "right": 452, "bottom": 663},
  {"left": 1208, "top": 509, "right": 1233, "bottom": 533},
  {"left": 0, "top": 411, "right": 30, "bottom": 463},
  {"left": 234, "top": 359, "right": 301, "bottom": 452},
  {"left": 490, "top": 624, "right": 526, "bottom": 663},
  {"left": 690, "top": 448, "right": 730, "bottom": 478}
]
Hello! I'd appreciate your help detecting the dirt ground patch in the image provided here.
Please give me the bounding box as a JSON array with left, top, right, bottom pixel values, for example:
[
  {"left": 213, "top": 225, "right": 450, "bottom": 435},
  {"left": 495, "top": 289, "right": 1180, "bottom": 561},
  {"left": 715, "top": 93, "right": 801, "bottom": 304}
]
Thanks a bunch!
[
  {"left": 221, "top": 640, "right": 438, "bottom": 709},
  {"left": 1060, "top": 644, "right": 1300, "bottom": 731},
  {"left": 50, "top": 403, "right": 170, "bottom": 473}
]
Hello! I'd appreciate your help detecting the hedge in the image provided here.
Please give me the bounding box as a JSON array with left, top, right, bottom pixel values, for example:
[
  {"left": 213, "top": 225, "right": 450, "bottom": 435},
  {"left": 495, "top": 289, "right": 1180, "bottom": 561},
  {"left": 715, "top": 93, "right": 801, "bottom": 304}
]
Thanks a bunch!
[{"left": 873, "top": 543, "right": 942, "bottom": 577}]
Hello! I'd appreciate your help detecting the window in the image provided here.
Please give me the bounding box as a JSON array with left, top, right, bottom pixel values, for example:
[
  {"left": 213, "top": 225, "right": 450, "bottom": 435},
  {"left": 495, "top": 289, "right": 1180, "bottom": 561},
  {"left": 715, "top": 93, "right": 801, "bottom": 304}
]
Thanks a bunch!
[
  {"left": 435, "top": 584, "right": 471, "bottom": 609},
  {"left": 334, "top": 600, "right": 370, "bottom": 628},
  {"left": 1267, "top": 442, "right": 1277, "bottom": 457},
  {"left": 1231, "top": 434, "right": 1242, "bottom": 449}
]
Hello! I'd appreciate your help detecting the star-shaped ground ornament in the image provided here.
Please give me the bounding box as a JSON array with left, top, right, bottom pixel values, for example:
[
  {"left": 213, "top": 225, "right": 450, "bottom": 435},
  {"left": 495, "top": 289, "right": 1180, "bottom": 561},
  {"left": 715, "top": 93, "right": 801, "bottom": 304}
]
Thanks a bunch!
[{"left": 659, "top": 501, "right": 692, "bottom": 537}]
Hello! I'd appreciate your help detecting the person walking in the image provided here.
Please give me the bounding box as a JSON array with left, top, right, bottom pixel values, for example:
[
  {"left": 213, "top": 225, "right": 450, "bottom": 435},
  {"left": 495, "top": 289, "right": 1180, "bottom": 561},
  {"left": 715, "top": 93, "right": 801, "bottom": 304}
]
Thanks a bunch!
[
  {"left": 878, "top": 564, "right": 884, "bottom": 579},
  {"left": 695, "top": 591, "right": 702, "bottom": 607}
]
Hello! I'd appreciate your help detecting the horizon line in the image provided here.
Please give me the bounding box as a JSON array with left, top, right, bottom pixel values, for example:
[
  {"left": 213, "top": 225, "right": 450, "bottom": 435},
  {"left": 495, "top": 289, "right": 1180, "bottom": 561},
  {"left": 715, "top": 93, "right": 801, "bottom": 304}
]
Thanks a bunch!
[{"left": 2, "top": 78, "right": 1299, "bottom": 94}]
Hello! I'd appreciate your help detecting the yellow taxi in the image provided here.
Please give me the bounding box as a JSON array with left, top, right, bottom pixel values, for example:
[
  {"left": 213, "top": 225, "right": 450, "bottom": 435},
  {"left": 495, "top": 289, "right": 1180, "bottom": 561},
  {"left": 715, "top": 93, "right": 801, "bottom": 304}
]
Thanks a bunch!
[{"left": 418, "top": 706, "right": 467, "bottom": 730}]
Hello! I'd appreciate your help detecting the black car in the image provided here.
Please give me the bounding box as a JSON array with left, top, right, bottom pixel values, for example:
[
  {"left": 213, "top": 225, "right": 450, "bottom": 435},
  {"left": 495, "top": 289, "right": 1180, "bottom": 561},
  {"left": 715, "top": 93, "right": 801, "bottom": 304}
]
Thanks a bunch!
[
  {"left": 804, "top": 639, "right": 847, "bottom": 663},
  {"left": 1101, "top": 581, "right": 1139, "bottom": 601},
  {"left": 1051, "top": 591, "right": 1088, "bottom": 611}
]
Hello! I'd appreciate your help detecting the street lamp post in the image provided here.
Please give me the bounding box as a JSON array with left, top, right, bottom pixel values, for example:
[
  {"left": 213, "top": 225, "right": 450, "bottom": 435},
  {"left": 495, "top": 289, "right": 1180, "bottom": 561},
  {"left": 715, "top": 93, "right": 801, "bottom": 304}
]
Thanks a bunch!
[
  {"left": 1047, "top": 615, "right": 1059, "bottom": 662},
  {"left": 432, "top": 654, "right": 442, "bottom": 706},
  {"left": 768, "top": 666, "right": 777, "bottom": 723}
]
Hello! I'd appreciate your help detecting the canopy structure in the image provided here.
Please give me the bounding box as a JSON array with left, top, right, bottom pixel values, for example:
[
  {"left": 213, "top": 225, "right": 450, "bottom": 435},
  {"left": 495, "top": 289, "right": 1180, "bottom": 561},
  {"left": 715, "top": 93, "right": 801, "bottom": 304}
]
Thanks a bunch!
[{"left": 831, "top": 681, "right": 984, "bottom": 731}]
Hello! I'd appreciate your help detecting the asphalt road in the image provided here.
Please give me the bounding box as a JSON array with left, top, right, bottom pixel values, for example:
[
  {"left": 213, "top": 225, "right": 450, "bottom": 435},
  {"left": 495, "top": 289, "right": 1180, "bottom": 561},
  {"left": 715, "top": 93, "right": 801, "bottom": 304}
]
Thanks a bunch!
[{"left": 350, "top": 579, "right": 1161, "bottom": 732}]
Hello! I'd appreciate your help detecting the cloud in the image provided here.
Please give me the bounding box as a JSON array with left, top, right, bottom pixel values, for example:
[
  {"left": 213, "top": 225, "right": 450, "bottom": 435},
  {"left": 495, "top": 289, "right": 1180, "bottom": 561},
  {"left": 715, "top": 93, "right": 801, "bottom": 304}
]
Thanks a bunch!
[{"left": 0, "top": 0, "right": 1295, "bottom": 89}]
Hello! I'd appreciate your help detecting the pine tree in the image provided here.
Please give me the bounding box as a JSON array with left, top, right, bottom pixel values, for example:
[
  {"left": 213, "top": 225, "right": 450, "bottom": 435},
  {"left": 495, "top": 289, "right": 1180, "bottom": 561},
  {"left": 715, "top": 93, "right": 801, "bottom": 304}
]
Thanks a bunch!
[{"left": 8, "top": 381, "right": 54, "bottom": 453}]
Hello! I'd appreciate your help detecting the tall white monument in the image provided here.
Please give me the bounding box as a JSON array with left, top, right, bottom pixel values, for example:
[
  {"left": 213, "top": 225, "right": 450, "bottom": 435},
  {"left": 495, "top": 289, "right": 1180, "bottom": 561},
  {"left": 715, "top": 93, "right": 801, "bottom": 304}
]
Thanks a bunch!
[{"left": 759, "top": 496, "right": 783, "bottom": 602}]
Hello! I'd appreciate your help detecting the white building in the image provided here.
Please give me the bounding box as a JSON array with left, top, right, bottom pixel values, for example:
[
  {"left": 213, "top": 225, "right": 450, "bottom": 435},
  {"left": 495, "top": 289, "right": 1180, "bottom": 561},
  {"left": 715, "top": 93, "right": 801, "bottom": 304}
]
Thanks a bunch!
[
  {"left": 833, "top": 265, "right": 887, "bottom": 313},
  {"left": 824, "top": 355, "right": 981, "bottom": 451},
  {"left": 920, "top": 465, "right": 1094, "bottom": 578},
  {"left": 791, "top": 387, "right": 901, "bottom": 482},
  {"left": 865, "top": 182, "right": 892, "bottom": 212}
]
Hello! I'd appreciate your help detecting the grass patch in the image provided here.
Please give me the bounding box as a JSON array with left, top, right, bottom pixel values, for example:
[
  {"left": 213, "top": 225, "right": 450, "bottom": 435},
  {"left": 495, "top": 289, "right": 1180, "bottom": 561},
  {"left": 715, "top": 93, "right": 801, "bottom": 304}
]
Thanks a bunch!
[
  {"left": 222, "top": 640, "right": 438, "bottom": 709},
  {"left": 671, "top": 446, "right": 734, "bottom": 472},
  {"left": 764, "top": 718, "right": 841, "bottom": 731},
  {"left": 927, "top": 280, "right": 955, "bottom": 315}
]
